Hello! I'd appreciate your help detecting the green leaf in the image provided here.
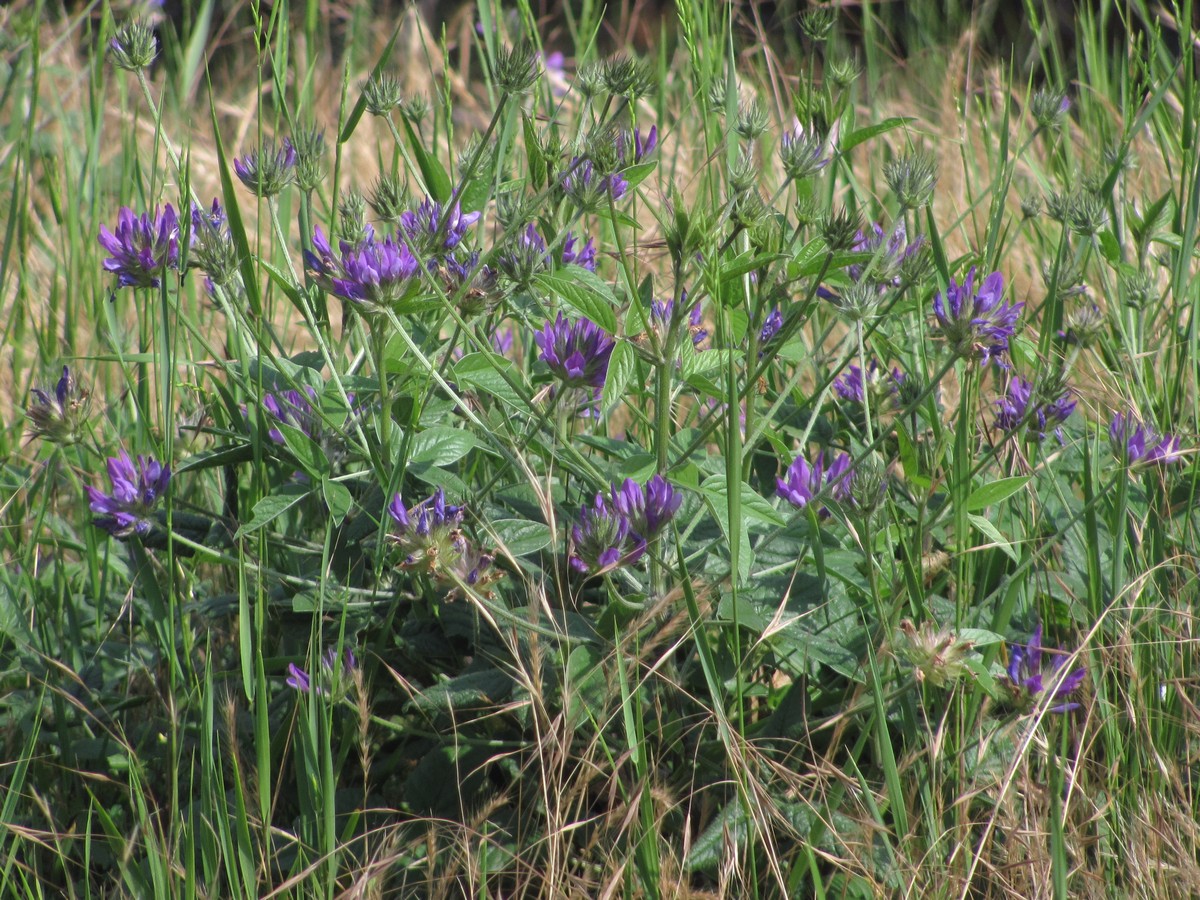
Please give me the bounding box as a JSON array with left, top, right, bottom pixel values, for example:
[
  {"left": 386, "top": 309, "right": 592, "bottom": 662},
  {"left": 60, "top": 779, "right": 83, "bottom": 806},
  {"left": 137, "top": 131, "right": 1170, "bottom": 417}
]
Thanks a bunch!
[
  {"left": 522, "top": 113, "right": 546, "bottom": 190},
  {"left": 967, "top": 514, "right": 1018, "bottom": 562},
  {"left": 601, "top": 341, "right": 636, "bottom": 413},
  {"left": 399, "top": 116, "right": 451, "bottom": 202},
  {"left": 321, "top": 478, "right": 353, "bottom": 526},
  {"left": 275, "top": 422, "right": 328, "bottom": 478},
  {"left": 453, "top": 352, "right": 527, "bottom": 410},
  {"left": 699, "top": 474, "right": 787, "bottom": 528},
  {"left": 837, "top": 116, "right": 916, "bottom": 154},
  {"left": 408, "top": 427, "right": 480, "bottom": 466},
  {"left": 237, "top": 487, "right": 308, "bottom": 535},
  {"left": 964, "top": 476, "right": 1031, "bottom": 512},
  {"left": 534, "top": 268, "right": 620, "bottom": 333},
  {"left": 489, "top": 519, "right": 553, "bottom": 556}
]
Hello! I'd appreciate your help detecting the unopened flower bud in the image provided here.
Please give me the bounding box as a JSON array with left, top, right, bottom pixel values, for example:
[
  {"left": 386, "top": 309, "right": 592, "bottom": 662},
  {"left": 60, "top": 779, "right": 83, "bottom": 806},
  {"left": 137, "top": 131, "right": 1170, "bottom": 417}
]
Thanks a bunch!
[{"left": 109, "top": 20, "right": 157, "bottom": 71}]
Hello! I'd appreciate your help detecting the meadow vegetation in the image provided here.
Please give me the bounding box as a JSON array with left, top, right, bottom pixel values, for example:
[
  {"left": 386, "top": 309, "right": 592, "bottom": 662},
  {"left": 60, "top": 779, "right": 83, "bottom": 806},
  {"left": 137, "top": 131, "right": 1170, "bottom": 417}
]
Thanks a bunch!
[{"left": 2, "top": 0, "right": 1200, "bottom": 896}]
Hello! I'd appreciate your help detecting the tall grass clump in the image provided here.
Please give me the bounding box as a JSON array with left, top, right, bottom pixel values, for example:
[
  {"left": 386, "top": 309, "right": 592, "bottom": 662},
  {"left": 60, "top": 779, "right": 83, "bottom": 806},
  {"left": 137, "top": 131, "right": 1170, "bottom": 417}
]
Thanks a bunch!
[{"left": 3, "top": 0, "right": 1200, "bottom": 896}]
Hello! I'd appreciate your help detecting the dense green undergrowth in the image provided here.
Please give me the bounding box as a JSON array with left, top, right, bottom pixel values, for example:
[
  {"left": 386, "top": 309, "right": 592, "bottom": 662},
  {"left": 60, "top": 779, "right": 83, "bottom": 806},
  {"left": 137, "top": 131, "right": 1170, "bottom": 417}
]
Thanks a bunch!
[{"left": 3, "top": 0, "right": 1200, "bottom": 897}]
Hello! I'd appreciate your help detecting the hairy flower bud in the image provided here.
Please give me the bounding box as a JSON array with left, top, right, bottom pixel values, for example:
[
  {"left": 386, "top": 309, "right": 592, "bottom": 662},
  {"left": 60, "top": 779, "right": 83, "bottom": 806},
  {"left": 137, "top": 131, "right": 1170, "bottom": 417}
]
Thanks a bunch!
[
  {"left": 109, "top": 20, "right": 157, "bottom": 71},
  {"left": 494, "top": 41, "right": 540, "bottom": 96},
  {"left": 1030, "top": 88, "right": 1070, "bottom": 130},
  {"left": 291, "top": 127, "right": 325, "bottom": 192},
  {"left": 884, "top": 152, "right": 938, "bottom": 210},
  {"left": 363, "top": 73, "right": 403, "bottom": 117},
  {"left": 368, "top": 174, "right": 410, "bottom": 226}
]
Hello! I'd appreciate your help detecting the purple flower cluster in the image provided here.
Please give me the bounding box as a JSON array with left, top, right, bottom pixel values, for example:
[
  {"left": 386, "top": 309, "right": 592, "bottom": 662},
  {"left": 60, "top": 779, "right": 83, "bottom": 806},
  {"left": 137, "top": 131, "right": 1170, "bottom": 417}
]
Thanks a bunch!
[
  {"left": 760, "top": 307, "right": 784, "bottom": 344},
  {"left": 498, "top": 225, "right": 597, "bottom": 283},
  {"left": 848, "top": 221, "right": 924, "bottom": 285},
  {"left": 569, "top": 474, "right": 680, "bottom": 574},
  {"left": 400, "top": 198, "right": 480, "bottom": 259},
  {"left": 776, "top": 451, "right": 853, "bottom": 517},
  {"left": 651, "top": 297, "right": 707, "bottom": 348},
  {"left": 27, "top": 365, "right": 88, "bottom": 445},
  {"left": 1005, "top": 625, "right": 1086, "bottom": 713},
  {"left": 617, "top": 126, "right": 658, "bottom": 165},
  {"left": 560, "top": 232, "right": 597, "bottom": 270},
  {"left": 85, "top": 449, "right": 171, "bottom": 538},
  {"left": 233, "top": 139, "right": 296, "bottom": 197},
  {"left": 262, "top": 386, "right": 321, "bottom": 444},
  {"left": 387, "top": 487, "right": 498, "bottom": 587},
  {"left": 564, "top": 157, "right": 628, "bottom": 203},
  {"left": 1109, "top": 412, "right": 1184, "bottom": 466},
  {"left": 305, "top": 226, "right": 420, "bottom": 309},
  {"left": 932, "top": 267, "right": 1022, "bottom": 365},
  {"left": 834, "top": 360, "right": 905, "bottom": 407},
  {"left": 98, "top": 205, "right": 180, "bottom": 289},
  {"left": 533, "top": 313, "right": 614, "bottom": 389},
  {"left": 286, "top": 646, "right": 358, "bottom": 696},
  {"left": 994, "top": 377, "right": 1075, "bottom": 442}
]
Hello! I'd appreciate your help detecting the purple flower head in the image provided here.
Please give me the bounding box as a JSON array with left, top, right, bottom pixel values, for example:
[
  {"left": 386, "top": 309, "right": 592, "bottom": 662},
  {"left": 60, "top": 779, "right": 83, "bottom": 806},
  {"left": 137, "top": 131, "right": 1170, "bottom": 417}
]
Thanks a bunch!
[
  {"left": 776, "top": 451, "right": 853, "bottom": 518},
  {"left": 533, "top": 312, "right": 615, "bottom": 390},
  {"left": 85, "top": 448, "right": 171, "bottom": 538},
  {"left": 611, "top": 474, "right": 682, "bottom": 538},
  {"left": 28, "top": 365, "right": 89, "bottom": 445},
  {"left": 834, "top": 360, "right": 905, "bottom": 408},
  {"left": 994, "top": 377, "right": 1076, "bottom": 442},
  {"left": 1109, "top": 412, "right": 1184, "bottom": 467},
  {"left": 1005, "top": 625, "right": 1086, "bottom": 713},
  {"left": 305, "top": 226, "right": 420, "bottom": 310},
  {"left": 618, "top": 126, "right": 657, "bottom": 164},
  {"left": 542, "top": 50, "right": 569, "bottom": 96},
  {"left": 400, "top": 197, "right": 480, "bottom": 258},
  {"left": 490, "top": 327, "right": 515, "bottom": 356},
  {"left": 286, "top": 646, "right": 358, "bottom": 696},
  {"left": 98, "top": 205, "right": 180, "bottom": 289},
  {"left": 780, "top": 121, "right": 831, "bottom": 181},
  {"left": 387, "top": 487, "right": 468, "bottom": 573},
  {"left": 760, "top": 307, "right": 784, "bottom": 346},
  {"left": 560, "top": 232, "right": 597, "bottom": 271},
  {"left": 651, "top": 295, "right": 707, "bottom": 348},
  {"left": 932, "top": 267, "right": 1022, "bottom": 365},
  {"left": 262, "top": 386, "right": 320, "bottom": 444},
  {"left": 569, "top": 492, "right": 646, "bottom": 574},
  {"left": 564, "top": 157, "right": 628, "bottom": 205},
  {"left": 188, "top": 198, "right": 240, "bottom": 286},
  {"left": 848, "top": 220, "right": 924, "bottom": 285},
  {"left": 233, "top": 138, "right": 296, "bottom": 197},
  {"left": 497, "top": 224, "right": 549, "bottom": 285}
]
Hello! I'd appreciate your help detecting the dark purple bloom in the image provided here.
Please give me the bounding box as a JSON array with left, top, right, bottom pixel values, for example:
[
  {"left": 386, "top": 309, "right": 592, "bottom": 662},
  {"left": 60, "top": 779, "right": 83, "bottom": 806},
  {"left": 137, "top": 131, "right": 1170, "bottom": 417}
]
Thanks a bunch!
[
  {"left": 834, "top": 360, "right": 905, "bottom": 407},
  {"left": 1006, "top": 625, "right": 1086, "bottom": 713},
  {"left": 1110, "top": 412, "right": 1184, "bottom": 466},
  {"left": 848, "top": 221, "right": 924, "bottom": 285},
  {"left": 98, "top": 205, "right": 180, "bottom": 289},
  {"left": 28, "top": 365, "right": 88, "bottom": 444},
  {"left": 760, "top": 307, "right": 784, "bottom": 344},
  {"left": 85, "top": 448, "right": 171, "bottom": 538},
  {"left": 932, "top": 267, "right": 1022, "bottom": 365},
  {"left": 400, "top": 197, "right": 480, "bottom": 258},
  {"left": 612, "top": 474, "right": 682, "bottom": 537},
  {"left": 994, "top": 377, "right": 1075, "bottom": 442},
  {"left": 491, "top": 327, "right": 515, "bottom": 356},
  {"left": 569, "top": 492, "right": 646, "bottom": 574},
  {"left": 615, "top": 125, "right": 659, "bottom": 164},
  {"left": 387, "top": 487, "right": 469, "bottom": 573},
  {"left": 305, "top": 225, "right": 420, "bottom": 309},
  {"left": 560, "top": 232, "right": 597, "bottom": 270},
  {"left": 533, "top": 313, "right": 614, "bottom": 389},
  {"left": 233, "top": 139, "right": 296, "bottom": 197},
  {"left": 286, "top": 647, "right": 357, "bottom": 695},
  {"left": 776, "top": 451, "right": 852, "bottom": 517},
  {"left": 651, "top": 296, "right": 707, "bottom": 347},
  {"left": 262, "top": 386, "right": 320, "bottom": 444},
  {"left": 564, "top": 158, "right": 628, "bottom": 203},
  {"left": 285, "top": 663, "right": 311, "bottom": 692}
]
